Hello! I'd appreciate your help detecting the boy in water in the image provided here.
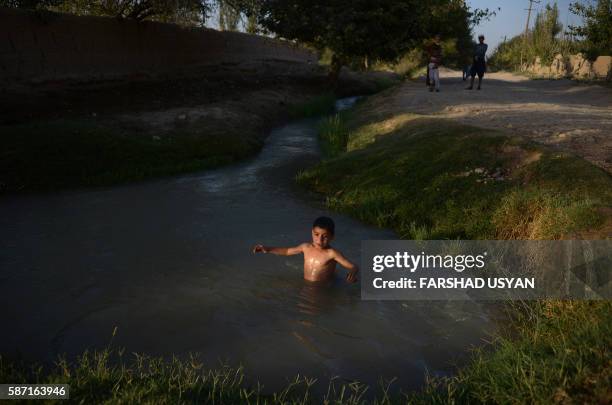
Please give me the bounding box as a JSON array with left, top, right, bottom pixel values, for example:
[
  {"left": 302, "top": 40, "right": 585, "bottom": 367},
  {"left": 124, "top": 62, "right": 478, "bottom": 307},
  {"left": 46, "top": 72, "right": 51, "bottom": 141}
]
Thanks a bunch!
[{"left": 252, "top": 216, "right": 359, "bottom": 283}]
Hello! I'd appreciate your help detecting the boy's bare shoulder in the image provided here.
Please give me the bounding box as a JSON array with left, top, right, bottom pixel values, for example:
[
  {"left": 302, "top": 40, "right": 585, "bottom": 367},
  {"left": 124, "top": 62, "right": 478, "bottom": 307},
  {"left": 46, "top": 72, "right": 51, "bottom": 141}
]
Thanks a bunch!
[{"left": 327, "top": 246, "right": 343, "bottom": 257}]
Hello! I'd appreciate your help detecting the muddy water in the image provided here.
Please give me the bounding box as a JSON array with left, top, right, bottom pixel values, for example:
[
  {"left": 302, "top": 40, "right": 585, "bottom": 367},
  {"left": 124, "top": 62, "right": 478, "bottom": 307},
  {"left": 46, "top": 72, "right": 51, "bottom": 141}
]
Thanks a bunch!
[{"left": 0, "top": 98, "right": 493, "bottom": 394}]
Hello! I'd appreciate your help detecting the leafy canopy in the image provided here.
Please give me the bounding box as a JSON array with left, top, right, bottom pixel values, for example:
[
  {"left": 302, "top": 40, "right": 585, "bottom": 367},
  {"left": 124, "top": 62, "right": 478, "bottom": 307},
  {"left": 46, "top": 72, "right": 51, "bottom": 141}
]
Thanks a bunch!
[
  {"left": 252, "top": 0, "right": 487, "bottom": 64},
  {"left": 568, "top": 0, "right": 612, "bottom": 59}
]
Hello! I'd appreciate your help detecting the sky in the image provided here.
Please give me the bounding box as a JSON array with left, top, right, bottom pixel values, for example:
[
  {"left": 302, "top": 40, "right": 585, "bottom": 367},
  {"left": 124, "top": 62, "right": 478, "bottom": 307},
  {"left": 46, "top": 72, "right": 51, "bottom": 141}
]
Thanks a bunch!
[{"left": 468, "top": 0, "right": 583, "bottom": 52}]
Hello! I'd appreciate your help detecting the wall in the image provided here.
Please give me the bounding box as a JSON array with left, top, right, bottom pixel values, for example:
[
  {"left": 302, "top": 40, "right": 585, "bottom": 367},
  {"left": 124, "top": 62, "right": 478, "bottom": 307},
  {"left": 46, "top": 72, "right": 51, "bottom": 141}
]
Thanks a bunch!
[
  {"left": 0, "top": 8, "right": 317, "bottom": 84},
  {"left": 525, "top": 53, "right": 611, "bottom": 80}
]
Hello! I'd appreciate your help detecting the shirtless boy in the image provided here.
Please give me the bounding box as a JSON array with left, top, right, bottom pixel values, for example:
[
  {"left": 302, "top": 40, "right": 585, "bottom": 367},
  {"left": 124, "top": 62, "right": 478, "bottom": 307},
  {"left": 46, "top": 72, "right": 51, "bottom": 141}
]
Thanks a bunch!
[{"left": 252, "top": 216, "right": 359, "bottom": 283}]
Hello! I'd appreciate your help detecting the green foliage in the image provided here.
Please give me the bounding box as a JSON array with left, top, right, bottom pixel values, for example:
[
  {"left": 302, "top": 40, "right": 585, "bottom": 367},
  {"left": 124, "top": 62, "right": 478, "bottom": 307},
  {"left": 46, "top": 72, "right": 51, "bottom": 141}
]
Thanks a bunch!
[
  {"left": 257, "top": 0, "right": 426, "bottom": 68},
  {"left": 237, "top": 0, "right": 492, "bottom": 77},
  {"left": 318, "top": 112, "right": 351, "bottom": 159},
  {"left": 568, "top": 0, "right": 612, "bottom": 60},
  {"left": 0, "top": 348, "right": 378, "bottom": 404},
  {"left": 375, "top": 4, "right": 496, "bottom": 73},
  {"left": 490, "top": 3, "right": 576, "bottom": 70},
  {"left": 532, "top": 3, "right": 564, "bottom": 64},
  {"left": 409, "top": 301, "right": 612, "bottom": 404},
  {"left": 288, "top": 93, "right": 336, "bottom": 118},
  {"left": 218, "top": 0, "right": 241, "bottom": 31},
  {"left": 0, "top": 0, "right": 60, "bottom": 8},
  {"left": 388, "top": 49, "right": 426, "bottom": 77},
  {"left": 3, "top": 0, "right": 214, "bottom": 25}
]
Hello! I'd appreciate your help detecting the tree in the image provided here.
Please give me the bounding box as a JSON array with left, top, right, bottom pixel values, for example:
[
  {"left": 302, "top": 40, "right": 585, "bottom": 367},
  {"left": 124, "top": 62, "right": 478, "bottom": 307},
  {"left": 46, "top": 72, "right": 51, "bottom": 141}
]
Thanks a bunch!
[
  {"left": 488, "top": 2, "right": 576, "bottom": 70},
  {"left": 568, "top": 0, "right": 612, "bottom": 59},
  {"left": 532, "top": 3, "right": 564, "bottom": 64},
  {"left": 218, "top": 0, "right": 241, "bottom": 30},
  {"left": 0, "top": 0, "right": 61, "bottom": 8},
  {"left": 240, "top": 0, "right": 262, "bottom": 34},
  {"left": 238, "top": 0, "right": 485, "bottom": 81},
  {"left": 2, "top": 0, "right": 214, "bottom": 25}
]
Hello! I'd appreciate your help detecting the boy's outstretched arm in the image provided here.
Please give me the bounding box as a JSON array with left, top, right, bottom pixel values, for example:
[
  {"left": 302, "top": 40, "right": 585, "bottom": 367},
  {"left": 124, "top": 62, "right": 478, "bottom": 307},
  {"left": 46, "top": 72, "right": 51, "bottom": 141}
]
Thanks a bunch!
[
  {"left": 252, "top": 243, "right": 305, "bottom": 256},
  {"left": 332, "top": 249, "right": 359, "bottom": 283}
]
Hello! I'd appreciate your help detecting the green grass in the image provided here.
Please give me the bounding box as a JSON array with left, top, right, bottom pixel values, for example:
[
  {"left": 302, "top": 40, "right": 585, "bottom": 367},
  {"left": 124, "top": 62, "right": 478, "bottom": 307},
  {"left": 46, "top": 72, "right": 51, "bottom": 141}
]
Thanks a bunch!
[
  {"left": 408, "top": 301, "right": 612, "bottom": 404},
  {"left": 372, "top": 77, "right": 401, "bottom": 92},
  {"left": 288, "top": 93, "right": 337, "bottom": 118},
  {"left": 0, "top": 345, "right": 398, "bottom": 404},
  {"left": 299, "top": 116, "right": 611, "bottom": 240},
  {"left": 318, "top": 112, "right": 351, "bottom": 159},
  {"left": 0, "top": 119, "right": 262, "bottom": 194}
]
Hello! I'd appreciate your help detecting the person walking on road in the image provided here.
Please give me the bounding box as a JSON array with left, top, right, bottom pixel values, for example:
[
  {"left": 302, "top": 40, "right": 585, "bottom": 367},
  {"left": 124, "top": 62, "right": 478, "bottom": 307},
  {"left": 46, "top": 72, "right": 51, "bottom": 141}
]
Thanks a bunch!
[
  {"left": 426, "top": 34, "right": 443, "bottom": 92},
  {"left": 467, "top": 35, "right": 488, "bottom": 90}
]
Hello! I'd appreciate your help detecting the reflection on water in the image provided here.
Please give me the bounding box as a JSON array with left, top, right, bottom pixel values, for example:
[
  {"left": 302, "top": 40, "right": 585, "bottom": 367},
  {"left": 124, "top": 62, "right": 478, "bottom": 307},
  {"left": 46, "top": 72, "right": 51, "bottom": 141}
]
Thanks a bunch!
[{"left": 0, "top": 98, "right": 495, "bottom": 396}]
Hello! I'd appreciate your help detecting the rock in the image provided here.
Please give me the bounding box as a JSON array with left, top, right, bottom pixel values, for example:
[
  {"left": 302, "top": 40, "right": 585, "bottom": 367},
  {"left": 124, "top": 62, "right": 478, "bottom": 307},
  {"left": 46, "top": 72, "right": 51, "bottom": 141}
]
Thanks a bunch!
[
  {"left": 474, "top": 167, "right": 485, "bottom": 174},
  {"left": 177, "top": 114, "right": 187, "bottom": 120},
  {"left": 592, "top": 56, "right": 612, "bottom": 79},
  {"left": 550, "top": 54, "right": 569, "bottom": 78},
  {"left": 570, "top": 53, "right": 593, "bottom": 78},
  {"left": 152, "top": 135, "right": 161, "bottom": 141}
]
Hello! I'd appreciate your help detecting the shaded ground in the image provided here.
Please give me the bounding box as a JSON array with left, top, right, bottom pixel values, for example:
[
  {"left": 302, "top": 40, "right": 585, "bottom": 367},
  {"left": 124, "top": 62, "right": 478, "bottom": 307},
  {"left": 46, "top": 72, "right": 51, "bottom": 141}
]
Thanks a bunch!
[{"left": 367, "top": 69, "right": 612, "bottom": 172}]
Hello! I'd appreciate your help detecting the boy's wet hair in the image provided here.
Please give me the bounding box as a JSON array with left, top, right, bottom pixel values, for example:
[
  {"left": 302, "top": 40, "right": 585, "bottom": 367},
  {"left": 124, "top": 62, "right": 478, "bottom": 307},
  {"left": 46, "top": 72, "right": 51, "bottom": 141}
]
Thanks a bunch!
[{"left": 313, "top": 216, "right": 335, "bottom": 235}]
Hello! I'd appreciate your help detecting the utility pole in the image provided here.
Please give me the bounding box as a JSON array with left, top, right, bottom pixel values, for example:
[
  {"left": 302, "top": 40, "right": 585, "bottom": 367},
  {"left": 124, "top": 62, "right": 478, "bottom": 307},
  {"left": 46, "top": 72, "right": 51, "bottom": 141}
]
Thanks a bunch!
[
  {"left": 521, "top": 0, "right": 540, "bottom": 69},
  {"left": 524, "top": 0, "right": 540, "bottom": 36}
]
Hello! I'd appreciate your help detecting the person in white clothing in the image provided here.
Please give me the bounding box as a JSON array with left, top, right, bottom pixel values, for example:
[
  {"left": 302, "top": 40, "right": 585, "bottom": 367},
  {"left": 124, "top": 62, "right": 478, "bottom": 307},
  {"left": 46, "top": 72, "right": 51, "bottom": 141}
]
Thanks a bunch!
[{"left": 426, "top": 34, "right": 443, "bottom": 92}]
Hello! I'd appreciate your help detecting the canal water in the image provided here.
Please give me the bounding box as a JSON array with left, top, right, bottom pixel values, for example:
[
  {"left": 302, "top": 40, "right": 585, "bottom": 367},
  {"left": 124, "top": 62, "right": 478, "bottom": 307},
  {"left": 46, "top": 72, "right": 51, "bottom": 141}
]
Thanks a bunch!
[{"left": 0, "top": 98, "right": 494, "bottom": 395}]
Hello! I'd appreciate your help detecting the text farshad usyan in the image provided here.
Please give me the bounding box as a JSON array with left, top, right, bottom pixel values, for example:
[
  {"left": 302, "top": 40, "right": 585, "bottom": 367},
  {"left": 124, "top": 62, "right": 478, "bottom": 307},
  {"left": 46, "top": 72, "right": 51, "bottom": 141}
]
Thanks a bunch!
[{"left": 373, "top": 277, "right": 535, "bottom": 289}]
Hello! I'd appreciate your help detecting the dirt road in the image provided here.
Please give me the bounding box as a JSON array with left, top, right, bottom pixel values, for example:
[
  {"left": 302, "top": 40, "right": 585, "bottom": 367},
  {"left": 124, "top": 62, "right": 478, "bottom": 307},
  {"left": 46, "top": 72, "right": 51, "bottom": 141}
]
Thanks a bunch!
[{"left": 379, "top": 69, "right": 612, "bottom": 172}]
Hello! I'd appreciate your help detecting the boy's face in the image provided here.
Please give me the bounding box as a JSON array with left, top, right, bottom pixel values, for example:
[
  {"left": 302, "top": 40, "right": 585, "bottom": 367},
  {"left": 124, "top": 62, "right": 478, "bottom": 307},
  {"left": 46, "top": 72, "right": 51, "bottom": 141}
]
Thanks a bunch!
[{"left": 311, "top": 226, "right": 333, "bottom": 248}]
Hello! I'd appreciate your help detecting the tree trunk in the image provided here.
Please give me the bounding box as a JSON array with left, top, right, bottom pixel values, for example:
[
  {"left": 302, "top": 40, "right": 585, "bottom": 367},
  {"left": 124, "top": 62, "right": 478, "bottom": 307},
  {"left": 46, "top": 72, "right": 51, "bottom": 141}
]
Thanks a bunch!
[{"left": 328, "top": 54, "right": 343, "bottom": 85}]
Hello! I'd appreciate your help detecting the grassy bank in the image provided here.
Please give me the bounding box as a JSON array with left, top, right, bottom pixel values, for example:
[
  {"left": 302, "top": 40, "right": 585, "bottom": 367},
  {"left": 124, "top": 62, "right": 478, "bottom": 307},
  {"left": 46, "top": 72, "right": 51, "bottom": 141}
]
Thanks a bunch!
[
  {"left": 0, "top": 347, "right": 388, "bottom": 404},
  {"left": 297, "top": 96, "right": 612, "bottom": 403},
  {"left": 410, "top": 300, "right": 612, "bottom": 404},
  {"left": 303, "top": 114, "right": 611, "bottom": 240},
  {"left": 0, "top": 119, "right": 262, "bottom": 193},
  {"left": 0, "top": 93, "right": 339, "bottom": 195}
]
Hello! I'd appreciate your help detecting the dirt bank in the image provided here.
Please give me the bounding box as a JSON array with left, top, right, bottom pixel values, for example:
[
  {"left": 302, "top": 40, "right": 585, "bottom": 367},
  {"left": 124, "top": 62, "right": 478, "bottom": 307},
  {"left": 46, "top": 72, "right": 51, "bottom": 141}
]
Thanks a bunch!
[
  {"left": 0, "top": 60, "right": 397, "bottom": 193},
  {"left": 365, "top": 69, "right": 611, "bottom": 172}
]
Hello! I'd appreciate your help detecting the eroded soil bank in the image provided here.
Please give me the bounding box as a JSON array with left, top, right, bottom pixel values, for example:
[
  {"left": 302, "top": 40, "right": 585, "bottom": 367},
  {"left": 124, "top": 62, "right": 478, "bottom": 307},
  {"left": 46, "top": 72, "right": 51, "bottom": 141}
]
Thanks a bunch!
[{"left": 0, "top": 60, "right": 397, "bottom": 193}]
